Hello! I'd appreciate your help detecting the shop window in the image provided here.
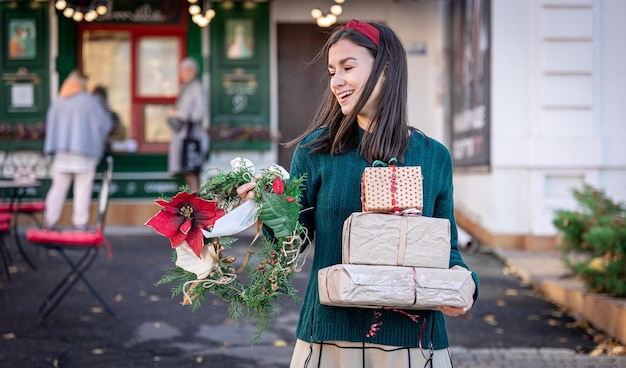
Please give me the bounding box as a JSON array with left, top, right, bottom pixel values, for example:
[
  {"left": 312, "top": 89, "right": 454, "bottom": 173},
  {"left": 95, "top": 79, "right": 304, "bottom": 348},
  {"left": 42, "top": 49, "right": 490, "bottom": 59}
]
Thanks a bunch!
[
  {"left": 136, "top": 36, "right": 180, "bottom": 145},
  {"left": 143, "top": 104, "right": 171, "bottom": 143},
  {"left": 137, "top": 37, "right": 179, "bottom": 97},
  {"left": 82, "top": 30, "right": 131, "bottom": 142},
  {"left": 81, "top": 30, "right": 184, "bottom": 153}
]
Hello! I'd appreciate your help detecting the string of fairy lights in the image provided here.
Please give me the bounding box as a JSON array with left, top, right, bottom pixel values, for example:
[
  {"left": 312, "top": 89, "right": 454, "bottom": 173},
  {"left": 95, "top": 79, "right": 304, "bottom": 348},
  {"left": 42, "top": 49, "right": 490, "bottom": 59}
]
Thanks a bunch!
[
  {"left": 53, "top": 0, "right": 109, "bottom": 22},
  {"left": 311, "top": 0, "right": 346, "bottom": 27},
  {"left": 187, "top": 0, "right": 216, "bottom": 28},
  {"left": 52, "top": 0, "right": 346, "bottom": 28}
]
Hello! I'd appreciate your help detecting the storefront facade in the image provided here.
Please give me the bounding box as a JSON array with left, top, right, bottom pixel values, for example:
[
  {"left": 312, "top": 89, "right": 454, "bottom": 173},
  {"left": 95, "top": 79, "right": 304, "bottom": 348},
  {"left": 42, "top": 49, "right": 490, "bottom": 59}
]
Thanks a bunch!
[
  {"left": 2, "top": 0, "right": 624, "bottom": 250},
  {"left": 1, "top": 0, "right": 270, "bottom": 201},
  {"left": 1, "top": 0, "right": 477, "bottom": 232}
]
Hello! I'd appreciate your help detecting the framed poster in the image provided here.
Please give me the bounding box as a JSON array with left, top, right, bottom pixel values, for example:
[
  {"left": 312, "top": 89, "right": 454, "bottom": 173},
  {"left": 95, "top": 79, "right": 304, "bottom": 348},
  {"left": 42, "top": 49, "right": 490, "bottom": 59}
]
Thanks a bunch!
[
  {"left": 225, "top": 19, "right": 254, "bottom": 60},
  {"left": 449, "top": 0, "right": 491, "bottom": 168},
  {"left": 8, "top": 19, "right": 37, "bottom": 60}
]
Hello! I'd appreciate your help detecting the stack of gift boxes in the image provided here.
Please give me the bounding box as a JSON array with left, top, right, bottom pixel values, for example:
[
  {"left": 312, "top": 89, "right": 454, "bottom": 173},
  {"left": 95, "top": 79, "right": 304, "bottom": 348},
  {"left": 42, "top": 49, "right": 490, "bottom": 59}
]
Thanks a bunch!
[{"left": 318, "top": 164, "right": 474, "bottom": 310}]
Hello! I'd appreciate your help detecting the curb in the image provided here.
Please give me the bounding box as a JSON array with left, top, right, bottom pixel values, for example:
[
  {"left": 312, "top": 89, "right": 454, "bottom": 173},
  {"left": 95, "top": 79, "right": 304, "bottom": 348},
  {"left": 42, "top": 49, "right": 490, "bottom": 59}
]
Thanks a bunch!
[{"left": 491, "top": 247, "right": 626, "bottom": 345}]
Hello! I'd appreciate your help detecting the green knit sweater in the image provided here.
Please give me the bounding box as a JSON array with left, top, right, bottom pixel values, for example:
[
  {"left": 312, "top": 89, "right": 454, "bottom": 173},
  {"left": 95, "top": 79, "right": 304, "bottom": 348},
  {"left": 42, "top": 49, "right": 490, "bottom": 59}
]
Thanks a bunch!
[{"left": 290, "top": 128, "right": 480, "bottom": 349}]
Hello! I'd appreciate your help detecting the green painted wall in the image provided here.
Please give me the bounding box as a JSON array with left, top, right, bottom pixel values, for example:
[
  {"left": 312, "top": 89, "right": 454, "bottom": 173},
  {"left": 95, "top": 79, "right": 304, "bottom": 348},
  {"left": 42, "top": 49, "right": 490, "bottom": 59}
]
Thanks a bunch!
[
  {"left": 0, "top": 1, "right": 49, "bottom": 151},
  {"left": 209, "top": 1, "right": 270, "bottom": 151}
]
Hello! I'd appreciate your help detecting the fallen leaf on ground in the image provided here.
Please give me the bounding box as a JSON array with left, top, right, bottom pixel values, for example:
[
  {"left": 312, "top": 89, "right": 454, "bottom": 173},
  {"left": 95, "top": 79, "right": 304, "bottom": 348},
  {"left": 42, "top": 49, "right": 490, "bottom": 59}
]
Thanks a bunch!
[
  {"left": 496, "top": 300, "right": 506, "bottom": 307},
  {"left": 527, "top": 314, "right": 540, "bottom": 321},
  {"left": 91, "top": 307, "right": 104, "bottom": 314},
  {"left": 274, "top": 339, "right": 288, "bottom": 347},
  {"left": 593, "top": 333, "right": 606, "bottom": 344},
  {"left": 505, "top": 289, "right": 518, "bottom": 296},
  {"left": 609, "top": 346, "right": 626, "bottom": 356},
  {"left": 91, "top": 348, "right": 104, "bottom": 355},
  {"left": 549, "top": 310, "right": 564, "bottom": 318},
  {"left": 590, "top": 347, "right": 605, "bottom": 357},
  {"left": 547, "top": 319, "right": 561, "bottom": 326},
  {"left": 2, "top": 333, "right": 16, "bottom": 340},
  {"left": 483, "top": 315, "right": 498, "bottom": 326}
]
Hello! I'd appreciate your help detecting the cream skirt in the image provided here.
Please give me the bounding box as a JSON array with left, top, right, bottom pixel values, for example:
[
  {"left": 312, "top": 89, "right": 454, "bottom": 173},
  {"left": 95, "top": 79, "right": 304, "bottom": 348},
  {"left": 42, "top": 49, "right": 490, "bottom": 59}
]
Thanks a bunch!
[{"left": 289, "top": 339, "right": 453, "bottom": 368}]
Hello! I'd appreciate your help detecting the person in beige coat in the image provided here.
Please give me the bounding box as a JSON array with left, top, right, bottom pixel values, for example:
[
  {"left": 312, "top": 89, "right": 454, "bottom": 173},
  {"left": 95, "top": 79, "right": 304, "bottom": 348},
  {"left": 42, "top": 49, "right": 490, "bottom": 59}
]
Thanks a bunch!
[{"left": 167, "top": 57, "right": 207, "bottom": 193}]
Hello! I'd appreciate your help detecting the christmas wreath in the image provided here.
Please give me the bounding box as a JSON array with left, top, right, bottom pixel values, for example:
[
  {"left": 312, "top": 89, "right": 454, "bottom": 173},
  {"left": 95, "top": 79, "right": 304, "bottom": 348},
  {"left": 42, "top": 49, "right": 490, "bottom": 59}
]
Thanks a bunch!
[{"left": 146, "top": 157, "right": 307, "bottom": 342}]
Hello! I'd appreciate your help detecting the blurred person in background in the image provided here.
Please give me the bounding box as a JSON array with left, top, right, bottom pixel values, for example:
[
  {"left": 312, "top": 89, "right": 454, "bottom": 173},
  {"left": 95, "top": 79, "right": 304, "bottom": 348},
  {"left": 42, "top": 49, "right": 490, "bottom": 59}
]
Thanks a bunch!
[
  {"left": 167, "top": 57, "right": 208, "bottom": 193},
  {"left": 92, "top": 85, "right": 120, "bottom": 154},
  {"left": 43, "top": 70, "right": 112, "bottom": 231}
]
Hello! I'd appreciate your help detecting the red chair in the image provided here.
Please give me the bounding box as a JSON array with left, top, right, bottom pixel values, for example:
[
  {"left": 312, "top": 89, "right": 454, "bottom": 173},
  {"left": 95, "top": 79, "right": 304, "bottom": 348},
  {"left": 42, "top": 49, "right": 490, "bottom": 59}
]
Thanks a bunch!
[
  {"left": 0, "top": 196, "right": 39, "bottom": 271},
  {"left": 26, "top": 156, "right": 115, "bottom": 321},
  {"left": 0, "top": 212, "right": 14, "bottom": 281}
]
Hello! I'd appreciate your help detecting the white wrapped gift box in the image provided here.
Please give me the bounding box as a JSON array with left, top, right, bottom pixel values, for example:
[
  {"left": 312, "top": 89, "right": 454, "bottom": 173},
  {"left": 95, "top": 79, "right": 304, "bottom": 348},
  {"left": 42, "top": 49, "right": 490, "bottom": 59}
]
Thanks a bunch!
[
  {"left": 318, "top": 264, "right": 473, "bottom": 310},
  {"left": 342, "top": 212, "right": 451, "bottom": 269}
]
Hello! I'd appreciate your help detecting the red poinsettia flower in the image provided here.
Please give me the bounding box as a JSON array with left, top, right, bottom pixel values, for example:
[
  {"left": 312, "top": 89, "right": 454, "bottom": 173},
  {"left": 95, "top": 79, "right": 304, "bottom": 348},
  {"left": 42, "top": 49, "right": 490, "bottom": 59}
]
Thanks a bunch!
[
  {"left": 272, "top": 177, "right": 284, "bottom": 194},
  {"left": 145, "top": 192, "right": 225, "bottom": 257}
]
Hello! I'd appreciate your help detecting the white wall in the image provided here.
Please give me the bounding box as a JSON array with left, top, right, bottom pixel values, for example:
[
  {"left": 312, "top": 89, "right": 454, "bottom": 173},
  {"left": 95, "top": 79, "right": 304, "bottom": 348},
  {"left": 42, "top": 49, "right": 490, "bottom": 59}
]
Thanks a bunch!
[
  {"left": 455, "top": 0, "right": 626, "bottom": 241},
  {"left": 388, "top": 1, "right": 446, "bottom": 140},
  {"left": 216, "top": 0, "right": 625, "bottom": 242},
  {"left": 598, "top": 0, "right": 626, "bottom": 200}
]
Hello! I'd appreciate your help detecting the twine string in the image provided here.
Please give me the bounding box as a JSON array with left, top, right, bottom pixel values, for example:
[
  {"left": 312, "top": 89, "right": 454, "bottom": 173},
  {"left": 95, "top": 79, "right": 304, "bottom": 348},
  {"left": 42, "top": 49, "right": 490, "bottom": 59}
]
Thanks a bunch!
[{"left": 182, "top": 272, "right": 238, "bottom": 303}]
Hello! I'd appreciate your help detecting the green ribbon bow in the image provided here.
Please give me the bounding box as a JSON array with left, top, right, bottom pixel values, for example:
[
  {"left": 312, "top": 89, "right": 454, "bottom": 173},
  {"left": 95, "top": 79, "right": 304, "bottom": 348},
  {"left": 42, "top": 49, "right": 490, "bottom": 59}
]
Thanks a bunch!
[{"left": 372, "top": 157, "right": 398, "bottom": 167}]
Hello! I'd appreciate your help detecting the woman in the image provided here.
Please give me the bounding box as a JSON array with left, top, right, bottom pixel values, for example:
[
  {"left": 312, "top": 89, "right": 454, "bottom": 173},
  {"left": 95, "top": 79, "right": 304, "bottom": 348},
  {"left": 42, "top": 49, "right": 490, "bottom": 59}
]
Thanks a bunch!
[
  {"left": 168, "top": 57, "right": 207, "bottom": 192},
  {"left": 240, "top": 20, "right": 479, "bottom": 367}
]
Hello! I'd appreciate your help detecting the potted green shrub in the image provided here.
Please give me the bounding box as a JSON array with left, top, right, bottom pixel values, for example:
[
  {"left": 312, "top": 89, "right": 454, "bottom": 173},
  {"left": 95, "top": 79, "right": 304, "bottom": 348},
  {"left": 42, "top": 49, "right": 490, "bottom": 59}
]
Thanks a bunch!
[{"left": 553, "top": 184, "right": 626, "bottom": 297}]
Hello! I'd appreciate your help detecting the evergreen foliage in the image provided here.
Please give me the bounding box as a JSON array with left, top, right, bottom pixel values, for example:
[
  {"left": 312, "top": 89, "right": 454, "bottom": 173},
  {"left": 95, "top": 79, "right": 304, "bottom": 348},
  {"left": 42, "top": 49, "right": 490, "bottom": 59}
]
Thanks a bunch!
[
  {"left": 154, "top": 160, "right": 307, "bottom": 343},
  {"left": 553, "top": 184, "right": 626, "bottom": 297}
]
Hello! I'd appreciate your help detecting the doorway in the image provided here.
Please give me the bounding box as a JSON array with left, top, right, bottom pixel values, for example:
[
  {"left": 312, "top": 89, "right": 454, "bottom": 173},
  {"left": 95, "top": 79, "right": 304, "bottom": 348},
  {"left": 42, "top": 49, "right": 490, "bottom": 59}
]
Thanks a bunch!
[{"left": 276, "top": 24, "right": 328, "bottom": 170}]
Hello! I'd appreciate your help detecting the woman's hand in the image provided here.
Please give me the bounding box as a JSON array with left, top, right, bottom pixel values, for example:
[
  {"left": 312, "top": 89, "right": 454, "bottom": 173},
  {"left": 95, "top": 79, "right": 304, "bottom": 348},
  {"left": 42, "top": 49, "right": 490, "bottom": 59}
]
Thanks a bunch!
[
  {"left": 236, "top": 181, "right": 257, "bottom": 202},
  {"left": 437, "top": 266, "right": 475, "bottom": 317},
  {"left": 438, "top": 305, "right": 470, "bottom": 317}
]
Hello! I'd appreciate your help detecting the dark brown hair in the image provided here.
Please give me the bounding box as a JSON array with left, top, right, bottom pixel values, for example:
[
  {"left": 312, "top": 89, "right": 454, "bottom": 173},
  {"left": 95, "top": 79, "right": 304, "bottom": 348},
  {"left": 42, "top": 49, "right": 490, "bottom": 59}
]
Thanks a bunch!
[{"left": 286, "top": 21, "right": 420, "bottom": 164}]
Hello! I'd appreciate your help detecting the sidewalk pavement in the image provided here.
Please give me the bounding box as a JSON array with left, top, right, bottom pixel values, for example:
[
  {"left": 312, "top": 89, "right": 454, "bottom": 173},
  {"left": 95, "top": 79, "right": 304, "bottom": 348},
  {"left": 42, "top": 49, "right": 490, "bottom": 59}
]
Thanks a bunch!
[
  {"left": 490, "top": 246, "right": 626, "bottom": 347},
  {"left": 72, "top": 226, "right": 626, "bottom": 348},
  {"left": 1, "top": 226, "right": 625, "bottom": 368}
]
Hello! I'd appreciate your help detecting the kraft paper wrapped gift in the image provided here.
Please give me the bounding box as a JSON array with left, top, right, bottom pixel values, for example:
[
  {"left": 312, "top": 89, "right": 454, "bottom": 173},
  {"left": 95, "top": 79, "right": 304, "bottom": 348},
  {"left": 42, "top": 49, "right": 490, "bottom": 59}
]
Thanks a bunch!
[
  {"left": 361, "top": 165, "right": 423, "bottom": 213},
  {"left": 342, "top": 212, "right": 450, "bottom": 269},
  {"left": 318, "top": 264, "right": 473, "bottom": 310}
]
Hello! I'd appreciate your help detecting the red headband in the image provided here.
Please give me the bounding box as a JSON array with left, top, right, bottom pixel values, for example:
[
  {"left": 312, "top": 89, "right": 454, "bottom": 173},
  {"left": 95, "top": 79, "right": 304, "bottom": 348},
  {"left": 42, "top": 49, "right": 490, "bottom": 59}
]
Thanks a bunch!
[{"left": 342, "top": 19, "right": 379, "bottom": 47}]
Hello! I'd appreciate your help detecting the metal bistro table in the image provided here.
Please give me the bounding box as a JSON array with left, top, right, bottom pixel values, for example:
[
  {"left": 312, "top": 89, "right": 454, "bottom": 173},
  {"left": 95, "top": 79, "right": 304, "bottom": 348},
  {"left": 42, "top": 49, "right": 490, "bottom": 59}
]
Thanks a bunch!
[{"left": 0, "top": 179, "right": 42, "bottom": 272}]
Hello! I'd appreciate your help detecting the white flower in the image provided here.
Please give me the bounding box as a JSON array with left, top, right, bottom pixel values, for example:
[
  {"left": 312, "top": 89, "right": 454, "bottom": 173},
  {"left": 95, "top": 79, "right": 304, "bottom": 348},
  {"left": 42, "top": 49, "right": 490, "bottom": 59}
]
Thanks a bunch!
[
  {"left": 175, "top": 241, "right": 218, "bottom": 279},
  {"left": 230, "top": 157, "right": 256, "bottom": 174},
  {"left": 265, "top": 163, "right": 290, "bottom": 180}
]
